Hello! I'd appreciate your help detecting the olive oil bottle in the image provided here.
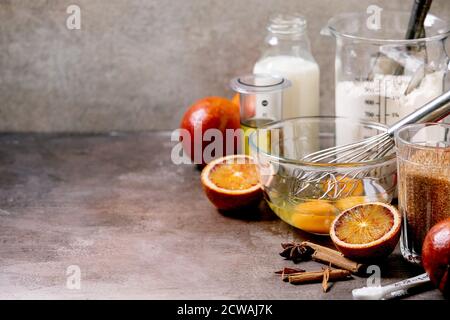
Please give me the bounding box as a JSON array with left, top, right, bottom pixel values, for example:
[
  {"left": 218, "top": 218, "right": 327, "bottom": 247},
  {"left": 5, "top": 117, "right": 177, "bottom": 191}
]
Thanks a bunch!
[
  {"left": 230, "top": 74, "right": 291, "bottom": 155},
  {"left": 241, "top": 118, "right": 273, "bottom": 155}
]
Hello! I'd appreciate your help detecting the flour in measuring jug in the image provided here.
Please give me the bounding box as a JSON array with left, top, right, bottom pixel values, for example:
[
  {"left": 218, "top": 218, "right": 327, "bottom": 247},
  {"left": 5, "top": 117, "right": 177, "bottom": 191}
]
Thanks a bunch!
[{"left": 335, "top": 71, "right": 444, "bottom": 126}]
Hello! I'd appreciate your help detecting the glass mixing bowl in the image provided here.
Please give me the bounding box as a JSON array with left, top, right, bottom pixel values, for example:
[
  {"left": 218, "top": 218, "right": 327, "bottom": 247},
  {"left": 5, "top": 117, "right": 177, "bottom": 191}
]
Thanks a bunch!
[{"left": 249, "top": 117, "right": 397, "bottom": 235}]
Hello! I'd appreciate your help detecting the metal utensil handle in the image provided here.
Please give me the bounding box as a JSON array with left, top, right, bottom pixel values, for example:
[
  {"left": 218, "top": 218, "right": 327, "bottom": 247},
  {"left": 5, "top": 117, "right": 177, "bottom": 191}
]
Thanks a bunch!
[
  {"left": 405, "top": 0, "right": 433, "bottom": 40},
  {"left": 382, "top": 273, "right": 431, "bottom": 295},
  {"left": 388, "top": 89, "right": 450, "bottom": 135}
]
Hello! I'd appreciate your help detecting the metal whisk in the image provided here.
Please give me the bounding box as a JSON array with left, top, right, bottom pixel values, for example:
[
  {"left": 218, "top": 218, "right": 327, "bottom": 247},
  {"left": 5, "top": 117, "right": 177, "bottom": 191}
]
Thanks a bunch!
[{"left": 291, "top": 90, "right": 450, "bottom": 199}]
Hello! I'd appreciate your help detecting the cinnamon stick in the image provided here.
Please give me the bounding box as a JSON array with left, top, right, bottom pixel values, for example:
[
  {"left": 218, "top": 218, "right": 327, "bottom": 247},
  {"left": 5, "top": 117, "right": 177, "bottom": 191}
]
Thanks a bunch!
[
  {"left": 282, "top": 272, "right": 306, "bottom": 282},
  {"left": 288, "top": 269, "right": 351, "bottom": 285},
  {"left": 302, "top": 241, "right": 365, "bottom": 274},
  {"left": 322, "top": 268, "right": 331, "bottom": 293},
  {"left": 274, "top": 267, "right": 305, "bottom": 275}
]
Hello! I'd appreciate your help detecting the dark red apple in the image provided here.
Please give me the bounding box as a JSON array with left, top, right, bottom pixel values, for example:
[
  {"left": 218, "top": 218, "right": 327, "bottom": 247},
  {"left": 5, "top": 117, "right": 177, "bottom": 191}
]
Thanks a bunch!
[{"left": 422, "top": 218, "right": 450, "bottom": 296}]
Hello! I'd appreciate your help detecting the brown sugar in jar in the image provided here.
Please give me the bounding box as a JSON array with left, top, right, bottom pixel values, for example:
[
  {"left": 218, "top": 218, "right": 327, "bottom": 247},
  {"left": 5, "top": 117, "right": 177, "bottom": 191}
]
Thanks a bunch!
[{"left": 398, "top": 148, "right": 450, "bottom": 255}]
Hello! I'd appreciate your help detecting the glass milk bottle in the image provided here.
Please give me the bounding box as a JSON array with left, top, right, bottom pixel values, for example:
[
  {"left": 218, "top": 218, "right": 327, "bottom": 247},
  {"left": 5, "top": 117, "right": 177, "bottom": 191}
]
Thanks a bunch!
[{"left": 254, "top": 14, "right": 320, "bottom": 119}]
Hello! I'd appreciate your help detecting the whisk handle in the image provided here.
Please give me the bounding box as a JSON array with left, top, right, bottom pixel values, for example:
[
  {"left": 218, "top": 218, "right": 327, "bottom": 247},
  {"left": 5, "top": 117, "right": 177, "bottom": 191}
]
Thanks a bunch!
[{"left": 388, "top": 89, "right": 450, "bottom": 136}]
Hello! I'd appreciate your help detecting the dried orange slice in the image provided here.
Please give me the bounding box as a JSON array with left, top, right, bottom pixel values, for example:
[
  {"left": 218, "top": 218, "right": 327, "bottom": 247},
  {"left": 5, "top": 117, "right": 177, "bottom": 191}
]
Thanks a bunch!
[
  {"left": 201, "top": 155, "right": 262, "bottom": 211},
  {"left": 330, "top": 202, "right": 401, "bottom": 261}
]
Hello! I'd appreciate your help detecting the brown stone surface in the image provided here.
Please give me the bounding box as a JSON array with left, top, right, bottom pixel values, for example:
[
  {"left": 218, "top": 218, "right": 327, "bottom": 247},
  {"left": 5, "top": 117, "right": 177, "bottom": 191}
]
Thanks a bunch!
[{"left": 0, "top": 132, "right": 444, "bottom": 299}]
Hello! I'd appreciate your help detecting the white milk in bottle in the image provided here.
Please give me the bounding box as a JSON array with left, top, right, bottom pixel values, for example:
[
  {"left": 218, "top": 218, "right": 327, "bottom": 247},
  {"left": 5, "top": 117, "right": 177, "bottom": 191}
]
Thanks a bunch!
[
  {"left": 254, "top": 56, "right": 320, "bottom": 119},
  {"left": 254, "top": 14, "right": 320, "bottom": 120}
]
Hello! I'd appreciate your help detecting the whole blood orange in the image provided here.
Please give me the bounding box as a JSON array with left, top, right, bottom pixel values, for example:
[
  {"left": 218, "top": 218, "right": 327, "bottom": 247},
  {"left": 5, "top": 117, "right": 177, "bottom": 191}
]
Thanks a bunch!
[
  {"left": 330, "top": 202, "right": 401, "bottom": 261},
  {"left": 232, "top": 93, "right": 256, "bottom": 120},
  {"left": 180, "top": 97, "right": 240, "bottom": 166},
  {"left": 232, "top": 93, "right": 240, "bottom": 108},
  {"left": 422, "top": 218, "right": 450, "bottom": 296},
  {"left": 201, "top": 155, "right": 262, "bottom": 211}
]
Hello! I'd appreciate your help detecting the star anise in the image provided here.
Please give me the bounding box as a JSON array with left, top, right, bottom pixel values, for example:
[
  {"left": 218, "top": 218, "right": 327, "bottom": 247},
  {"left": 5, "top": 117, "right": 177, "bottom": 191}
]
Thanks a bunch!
[{"left": 280, "top": 242, "right": 314, "bottom": 263}]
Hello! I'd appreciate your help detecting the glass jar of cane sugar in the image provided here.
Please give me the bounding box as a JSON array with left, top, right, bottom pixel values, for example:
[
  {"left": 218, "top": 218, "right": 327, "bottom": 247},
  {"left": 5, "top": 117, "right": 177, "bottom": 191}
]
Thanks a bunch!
[{"left": 396, "top": 123, "right": 450, "bottom": 264}]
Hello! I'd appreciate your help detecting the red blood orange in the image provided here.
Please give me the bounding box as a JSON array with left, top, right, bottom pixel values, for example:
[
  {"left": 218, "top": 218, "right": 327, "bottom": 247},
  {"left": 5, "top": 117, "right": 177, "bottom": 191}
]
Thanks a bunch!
[
  {"left": 422, "top": 218, "right": 450, "bottom": 296},
  {"left": 330, "top": 202, "right": 401, "bottom": 261},
  {"left": 180, "top": 97, "right": 240, "bottom": 166},
  {"left": 201, "top": 155, "right": 262, "bottom": 211}
]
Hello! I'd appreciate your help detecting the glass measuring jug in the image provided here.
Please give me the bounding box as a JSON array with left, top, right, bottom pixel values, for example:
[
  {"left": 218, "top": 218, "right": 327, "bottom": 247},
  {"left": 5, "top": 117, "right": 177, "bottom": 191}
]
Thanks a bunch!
[{"left": 323, "top": 12, "right": 450, "bottom": 126}]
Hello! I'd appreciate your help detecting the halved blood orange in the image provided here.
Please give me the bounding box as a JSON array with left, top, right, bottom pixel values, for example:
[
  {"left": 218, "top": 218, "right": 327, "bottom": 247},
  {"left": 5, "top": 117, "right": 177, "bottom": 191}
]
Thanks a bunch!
[
  {"left": 201, "top": 155, "right": 262, "bottom": 211},
  {"left": 330, "top": 202, "right": 401, "bottom": 261}
]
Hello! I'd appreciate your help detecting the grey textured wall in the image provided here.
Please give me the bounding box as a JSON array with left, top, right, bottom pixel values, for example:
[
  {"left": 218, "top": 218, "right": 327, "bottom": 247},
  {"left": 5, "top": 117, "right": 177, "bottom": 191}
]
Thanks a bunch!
[{"left": 1, "top": 0, "right": 449, "bottom": 132}]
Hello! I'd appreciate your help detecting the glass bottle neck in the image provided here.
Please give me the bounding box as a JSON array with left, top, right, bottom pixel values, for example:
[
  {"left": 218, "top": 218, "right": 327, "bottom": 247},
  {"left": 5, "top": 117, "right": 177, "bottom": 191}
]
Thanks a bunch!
[
  {"left": 264, "top": 14, "right": 313, "bottom": 58},
  {"left": 265, "top": 31, "right": 312, "bottom": 59},
  {"left": 267, "top": 30, "right": 309, "bottom": 43},
  {"left": 267, "top": 14, "right": 307, "bottom": 39}
]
